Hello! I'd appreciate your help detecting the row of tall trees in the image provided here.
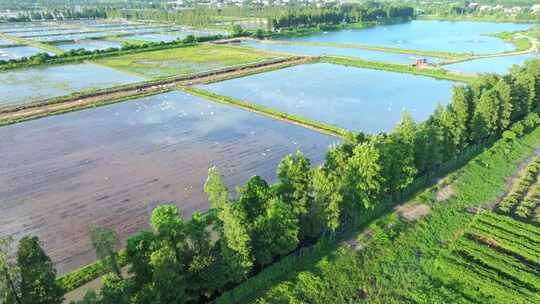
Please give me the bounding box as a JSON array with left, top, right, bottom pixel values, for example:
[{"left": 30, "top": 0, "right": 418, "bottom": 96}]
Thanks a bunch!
[
  {"left": 2, "top": 60, "right": 540, "bottom": 303},
  {"left": 271, "top": 3, "right": 414, "bottom": 29},
  {"left": 70, "top": 59, "right": 540, "bottom": 303}
]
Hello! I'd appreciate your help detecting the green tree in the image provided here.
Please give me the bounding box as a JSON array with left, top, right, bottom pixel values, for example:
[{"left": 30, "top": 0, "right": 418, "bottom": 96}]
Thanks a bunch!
[
  {"left": 375, "top": 113, "right": 417, "bottom": 193},
  {"left": 345, "top": 140, "right": 383, "bottom": 211},
  {"left": 126, "top": 231, "right": 155, "bottom": 288},
  {"left": 311, "top": 167, "right": 342, "bottom": 236},
  {"left": 88, "top": 225, "right": 122, "bottom": 278},
  {"left": 150, "top": 205, "right": 186, "bottom": 263},
  {"left": 472, "top": 89, "right": 500, "bottom": 141},
  {"left": 251, "top": 198, "right": 299, "bottom": 266},
  {"left": 494, "top": 78, "right": 513, "bottom": 131},
  {"left": 17, "top": 236, "right": 63, "bottom": 304},
  {"left": 415, "top": 111, "right": 445, "bottom": 172},
  {"left": 184, "top": 212, "right": 217, "bottom": 300},
  {"left": 276, "top": 151, "right": 313, "bottom": 239},
  {"left": 100, "top": 274, "right": 130, "bottom": 304},
  {"left": 448, "top": 85, "right": 474, "bottom": 144},
  {"left": 0, "top": 237, "right": 21, "bottom": 304},
  {"left": 204, "top": 168, "right": 253, "bottom": 283},
  {"left": 512, "top": 71, "right": 536, "bottom": 118},
  {"left": 237, "top": 176, "right": 271, "bottom": 221},
  {"left": 149, "top": 246, "right": 186, "bottom": 304}
]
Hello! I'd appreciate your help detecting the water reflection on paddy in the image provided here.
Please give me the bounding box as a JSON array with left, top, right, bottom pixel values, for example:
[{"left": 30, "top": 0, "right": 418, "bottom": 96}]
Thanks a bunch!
[
  {"left": 0, "top": 63, "right": 144, "bottom": 107},
  {"left": 0, "top": 90, "right": 336, "bottom": 273},
  {"left": 199, "top": 63, "right": 456, "bottom": 133},
  {"left": 444, "top": 53, "right": 540, "bottom": 75}
]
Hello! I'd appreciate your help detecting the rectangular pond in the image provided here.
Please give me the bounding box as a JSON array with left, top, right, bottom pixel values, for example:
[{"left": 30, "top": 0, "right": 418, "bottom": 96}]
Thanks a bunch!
[
  {"left": 0, "top": 63, "right": 144, "bottom": 107},
  {"left": 197, "top": 63, "right": 456, "bottom": 133},
  {"left": 31, "top": 32, "right": 112, "bottom": 42},
  {"left": 284, "top": 20, "right": 529, "bottom": 54},
  {"left": 126, "top": 33, "right": 183, "bottom": 43},
  {"left": 443, "top": 53, "right": 540, "bottom": 75},
  {"left": 240, "top": 40, "right": 441, "bottom": 64},
  {"left": 0, "top": 90, "right": 336, "bottom": 273},
  {"left": 0, "top": 46, "right": 51, "bottom": 60},
  {"left": 56, "top": 39, "right": 123, "bottom": 52}
]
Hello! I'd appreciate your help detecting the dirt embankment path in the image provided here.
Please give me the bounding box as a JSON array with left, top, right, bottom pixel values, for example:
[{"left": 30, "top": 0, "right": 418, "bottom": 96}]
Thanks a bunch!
[{"left": 0, "top": 56, "right": 313, "bottom": 125}]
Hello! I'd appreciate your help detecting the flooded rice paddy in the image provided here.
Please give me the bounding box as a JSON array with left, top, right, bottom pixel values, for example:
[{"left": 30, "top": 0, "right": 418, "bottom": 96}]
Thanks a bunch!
[
  {"left": 198, "top": 63, "right": 456, "bottom": 133},
  {"left": 0, "top": 90, "right": 336, "bottom": 273},
  {"left": 0, "top": 63, "right": 144, "bottom": 107},
  {"left": 443, "top": 53, "right": 540, "bottom": 75},
  {"left": 0, "top": 46, "right": 50, "bottom": 60},
  {"left": 285, "top": 20, "right": 529, "bottom": 54},
  {"left": 56, "top": 39, "right": 123, "bottom": 52},
  {"left": 240, "top": 40, "right": 441, "bottom": 64},
  {"left": 126, "top": 33, "right": 183, "bottom": 43}
]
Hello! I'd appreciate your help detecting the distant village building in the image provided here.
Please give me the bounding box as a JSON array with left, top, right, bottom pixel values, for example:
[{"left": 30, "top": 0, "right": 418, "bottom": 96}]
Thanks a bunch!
[{"left": 532, "top": 4, "right": 540, "bottom": 13}]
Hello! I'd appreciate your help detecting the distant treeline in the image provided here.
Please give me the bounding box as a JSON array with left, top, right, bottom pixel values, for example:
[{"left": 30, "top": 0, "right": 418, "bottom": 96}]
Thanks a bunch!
[
  {"left": 1, "top": 8, "right": 107, "bottom": 22},
  {"left": 271, "top": 3, "right": 414, "bottom": 29},
  {"left": 3, "top": 59, "right": 539, "bottom": 304},
  {"left": 107, "top": 2, "right": 414, "bottom": 29},
  {"left": 415, "top": 0, "right": 540, "bottom": 21}
]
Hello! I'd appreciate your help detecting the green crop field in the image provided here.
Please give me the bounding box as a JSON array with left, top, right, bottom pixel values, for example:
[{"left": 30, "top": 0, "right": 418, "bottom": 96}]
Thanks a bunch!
[{"left": 98, "top": 44, "right": 282, "bottom": 78}]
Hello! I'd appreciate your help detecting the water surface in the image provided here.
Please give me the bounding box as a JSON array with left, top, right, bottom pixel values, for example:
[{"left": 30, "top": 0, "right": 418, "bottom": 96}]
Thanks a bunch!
[
  {"left": 285, "top": 20, "right": 529, "bottom": 54},
  {"left": 444, "top": 53, "right": 540, "bottom": 75},
  {"left": 198, "top": 63, "right": 456, "bottom": 133},
  {"left": 0, "top": 46, "right": 50, "bottom": 60},
  {"left": 57, "top": 40, "right": 123, "bottom": 52},
  {"left": 241, "top": 40, "right": 441, "bottom": 64},
  {"left": 0, "top": 63, "right": 143, "bottom": 106},
  {"left": 0, "top": 90, "right": 336, "bottom": 273}
]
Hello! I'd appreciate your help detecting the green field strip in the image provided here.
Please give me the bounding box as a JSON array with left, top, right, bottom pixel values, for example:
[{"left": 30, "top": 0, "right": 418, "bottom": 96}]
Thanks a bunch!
[
  {"left": 469, "top": 225, "right": 540, "bottom": 259},
  {"left": 456, "top": 239, "right": 540, "bottom": 290},
  {"left": 434, "top": 254, "right": 537, "bottom": 303},
  {"left": 320, "top": 55, "right": 475, "bottom": 83},
  {"left": 466, "top": 230, "right": 540, "bottom": 267},
  {"left": 271, "top": 40, "right": 469, "bottom": 60},
  {"left": 480, "top": 213, "right": 540, "bottom": 239},
  {"left": 472, "top": 220, "right": 540, "bottom": 250},
  {"left": 474, "top": 218, "right": 540, "bottom": 244}
]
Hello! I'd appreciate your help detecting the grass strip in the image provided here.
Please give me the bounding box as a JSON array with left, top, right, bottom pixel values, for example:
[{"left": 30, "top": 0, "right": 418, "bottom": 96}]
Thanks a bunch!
[
  {"left": 57, "top": 251, "right": 128, "bottom": 292},
  {"left": 320, "top": 55, "right": 475, "bottom": 83},
  {"left": 278, "top": 40, "right": 469, "bottom": 60},
  {"left": 181, "top": 86, "right": 346, "bottom": 137}
]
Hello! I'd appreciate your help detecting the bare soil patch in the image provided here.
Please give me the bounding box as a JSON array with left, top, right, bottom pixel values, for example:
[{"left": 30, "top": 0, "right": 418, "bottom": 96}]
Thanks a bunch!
[{"left": 395, "top": 203, "right": 431, "bottom": 222}]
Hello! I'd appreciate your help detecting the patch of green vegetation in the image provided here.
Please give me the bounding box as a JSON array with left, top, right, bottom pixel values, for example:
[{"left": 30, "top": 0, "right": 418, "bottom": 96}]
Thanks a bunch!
[
  {"left": 321, "top": 56, "right": 475, "bottom": 83},
  {"left": 228, "top": 117, "right": 540, "bottom": 304},
  {"left": 490, "top": 30, "right": 533, "bottom": 52},
  {"left": 57, "top": 252, "right": 128, "bottom": 292},
  {"left": 428, "top": 211, "right": 540, "bottom": 303},
  {"left": 98, "top": 44, "right": 281, "bottom": 79}
]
